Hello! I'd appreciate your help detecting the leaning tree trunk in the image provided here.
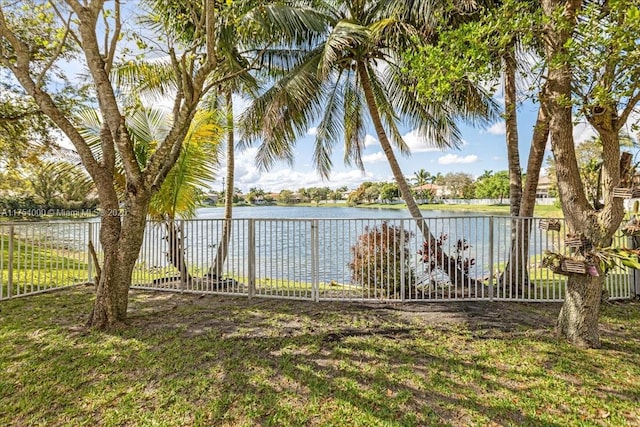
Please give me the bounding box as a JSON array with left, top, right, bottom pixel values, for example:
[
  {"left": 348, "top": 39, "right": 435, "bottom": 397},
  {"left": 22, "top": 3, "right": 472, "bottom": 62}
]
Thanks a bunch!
[
  {"left": 165, "top": 219, "right": 193, "bottom": 286},
  {"left": 88, "top": 190, "right": 150, "bottom": 329},
  {"left": 356, "top": 63, "right": 473, "bottom": 287},
  {"left": 209, "top": 92, "right": 234, "bottom": 278}
]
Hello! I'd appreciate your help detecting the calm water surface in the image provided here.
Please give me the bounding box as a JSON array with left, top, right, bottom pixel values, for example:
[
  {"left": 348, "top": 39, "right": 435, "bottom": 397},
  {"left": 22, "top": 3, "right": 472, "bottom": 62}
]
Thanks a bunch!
[{"left": 194, "top": 205, "right": 495, "bottom": 219}]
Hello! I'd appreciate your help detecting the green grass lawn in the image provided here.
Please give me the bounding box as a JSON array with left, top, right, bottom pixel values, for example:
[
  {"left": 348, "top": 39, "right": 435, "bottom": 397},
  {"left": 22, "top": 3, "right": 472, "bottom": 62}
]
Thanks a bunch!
[
  {"left": 1, "top": 286, "right": 639, "bottom": 426},
  {"left": 349, "top": 202, "right": 559, "bottom": 216},
  {"left": 1, "top": 234, "right": 89, "bottom": 298}
]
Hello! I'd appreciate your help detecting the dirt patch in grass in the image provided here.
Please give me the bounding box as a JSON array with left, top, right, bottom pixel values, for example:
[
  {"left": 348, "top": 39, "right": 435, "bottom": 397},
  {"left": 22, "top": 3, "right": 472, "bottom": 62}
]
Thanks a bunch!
[{"left": 121, "top": 287, "right": 562, "bottom": 338}]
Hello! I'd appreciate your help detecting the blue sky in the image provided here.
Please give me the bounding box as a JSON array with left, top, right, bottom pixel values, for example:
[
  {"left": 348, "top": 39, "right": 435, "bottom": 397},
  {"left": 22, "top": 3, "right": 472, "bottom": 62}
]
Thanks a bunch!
[{"left": 222, "top": 95, "right": 571, "bottom": 193}]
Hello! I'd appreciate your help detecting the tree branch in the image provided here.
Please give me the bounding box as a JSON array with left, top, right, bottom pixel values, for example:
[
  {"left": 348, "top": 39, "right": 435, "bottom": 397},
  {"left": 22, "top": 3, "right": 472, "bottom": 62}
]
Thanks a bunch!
[
  {"left": 0, "top": 5, "right": 101, "bottom": 178},
  {"left": 104, "top": 0, "right": 121, "bottom": 74},
  {"left": 70, "top": 0, "right": 143, "bottom": 188},
  {"left": 618, "top": 89, "right": 640, "bottom": 130}
]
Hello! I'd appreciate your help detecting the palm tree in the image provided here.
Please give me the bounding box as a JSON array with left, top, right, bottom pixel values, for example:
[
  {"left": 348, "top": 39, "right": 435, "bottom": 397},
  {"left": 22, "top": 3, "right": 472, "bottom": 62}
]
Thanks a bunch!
[
  {"left": 413, "top": 169, "right": 431, "bottom": 187},
  {"left": 148, "top": 111, "right": 221, "bottom": 285},
  {"left": 241, "top": 0, "right": 495, "bottom": 285},
  {"left": 79, "top": 106, "right": 222, "bottom": 285}
]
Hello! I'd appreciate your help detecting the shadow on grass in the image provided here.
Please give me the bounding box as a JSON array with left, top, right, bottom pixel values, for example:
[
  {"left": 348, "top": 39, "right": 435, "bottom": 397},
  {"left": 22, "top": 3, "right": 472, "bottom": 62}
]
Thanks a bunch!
[{"left": 1, "top": 286, "right": 639, "bottom": 426}]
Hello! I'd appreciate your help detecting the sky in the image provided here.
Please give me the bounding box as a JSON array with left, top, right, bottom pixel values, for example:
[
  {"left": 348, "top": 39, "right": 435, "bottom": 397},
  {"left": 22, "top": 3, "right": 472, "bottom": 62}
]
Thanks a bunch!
[
  {"left": 17, "top": 3, "right": 637, "bottom": 195},
  {"left": 218, "top": 94, "right": 603, "bottom": 194}
]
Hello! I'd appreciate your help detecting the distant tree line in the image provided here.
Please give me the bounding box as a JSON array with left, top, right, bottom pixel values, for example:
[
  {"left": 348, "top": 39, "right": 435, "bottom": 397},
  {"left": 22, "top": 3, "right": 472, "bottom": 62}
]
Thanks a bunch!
[
  {"left": 0, "top": 159, "right": 98, "bottom": 214},
  {"left": 206, "top": 170, "right": 525, "bottom": 206}
]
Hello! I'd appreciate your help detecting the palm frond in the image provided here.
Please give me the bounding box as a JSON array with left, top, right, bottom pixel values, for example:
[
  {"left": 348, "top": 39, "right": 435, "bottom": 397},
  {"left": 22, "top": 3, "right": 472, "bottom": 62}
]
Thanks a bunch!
[
  {"left": 343, "top": 68, "right": 367, "bottom": 171},
  {"left": 149, "top": 110, "right": 223, "bottom": 221},
  {"left": 313, "top": 68, "right": 347, "bottom": 178},
  {"left": 241, "top": 3, "right": 331, "bottom": 48},
  {"left": 240, "top": 46, "right": 326, "bottom": 171},
  {"left": 112, "top": 61, "right": 178, "bottom": 103},
  {"left": 319, "top": 21, "right": 369, "bottom": 78},
  {"left": 127, "top": 107, "right": 171, "bottom": 168}
]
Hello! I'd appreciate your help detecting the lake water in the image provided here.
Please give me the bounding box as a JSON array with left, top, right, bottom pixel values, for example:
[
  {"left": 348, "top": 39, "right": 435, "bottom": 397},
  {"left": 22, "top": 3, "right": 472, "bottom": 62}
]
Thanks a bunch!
[
  {"left": 170, "top": 205, "right": 525, "bottom": 286},
  {"left": 194, "top": 205, "right": 496, "bottom": 219}
]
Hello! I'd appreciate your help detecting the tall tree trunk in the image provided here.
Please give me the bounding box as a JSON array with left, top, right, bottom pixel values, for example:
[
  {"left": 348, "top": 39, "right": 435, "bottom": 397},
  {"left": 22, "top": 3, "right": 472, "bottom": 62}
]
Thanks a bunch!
[
  {"left": 504, "top": 48, "right": 523, "bottom": 218},
  {"left": 209, "top": 92, "right": 234, "bottom": 278},
  {"left": 88, "top": 189, "right": 150, "bottom": 329},
  {"left": 356, "top": 63, "right": 473, "bottom": 287},
  {"left": 501, "top": 84, "right": 551, "bottom": 295},
  {"left": 500, "top": 47, "right": 527, "bottom": 294},
  {"left": 542, "top": 0, "right": 607, "bottom": 348}
]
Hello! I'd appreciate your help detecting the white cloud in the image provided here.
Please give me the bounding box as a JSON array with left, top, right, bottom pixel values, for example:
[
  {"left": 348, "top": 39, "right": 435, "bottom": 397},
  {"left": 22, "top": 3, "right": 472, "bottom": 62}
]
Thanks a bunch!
[
  {"left": 306, "top": 127, "right": 318, "bottom": 136},
  {"left": 438, "top": 154, "right": 479, "bottom": 165},
  {"left": 486, "top": 121, "right": 506, "bottom": 135},
  {"left": 362, "top": 152, "right": 386, "bottom": 164},
  {"left": 572, "top": 121, "right": 597, "bottom": 144},
  {"left": 402, "top": 129, "right": 442, "bottom": 153},
  {"left": 492, "top": 156, "right": 502, "bottom": 161},
  {"left": 217, "top": 147, "right": 377, "bottom": 192},
  {"left": 364, "top": 134, "right": 378, "bottom": 147}
]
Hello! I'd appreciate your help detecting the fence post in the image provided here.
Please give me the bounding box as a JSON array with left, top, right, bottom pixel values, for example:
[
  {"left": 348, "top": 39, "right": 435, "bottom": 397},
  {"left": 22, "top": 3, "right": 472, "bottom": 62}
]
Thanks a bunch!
[
  {"left": 87, "top": 223, "right": 94, "bottom": 283},
  {"left": 631, "top": 235, "right": 640, "bottom": 298},
  {"left": 488, "top": 217, "right": 494, "bottom": 301},
  {"left": 248, "top": 219, "right": 256, "bottom": 299},
  {"left": 179, "top": 220, "right": 186, "bottom": 292},
  {"left": 400, "top": 219, "right": 406, "bottom": 303},
  {"left": 311, "top": 220, "right": 319, "bottom": 302},
  {"left": 8, "top": 225, "right": 14, "bottom": 298}
]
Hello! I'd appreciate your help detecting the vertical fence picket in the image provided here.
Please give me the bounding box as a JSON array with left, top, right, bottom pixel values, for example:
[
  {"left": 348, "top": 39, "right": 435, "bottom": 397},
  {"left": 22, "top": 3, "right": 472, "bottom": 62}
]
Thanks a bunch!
[
  {"left": 311, "top": 220, "right": 319, "bottom": 302},
  {"left": 248, "top": 219, "right": 256, "bottom": 299},
  {"left": 488, "top": 217, "right": 494, "bottom": 301}
]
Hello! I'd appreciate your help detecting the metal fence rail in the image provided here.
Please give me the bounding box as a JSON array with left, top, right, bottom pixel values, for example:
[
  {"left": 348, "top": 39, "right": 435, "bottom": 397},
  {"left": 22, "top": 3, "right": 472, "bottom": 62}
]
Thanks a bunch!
[
  {"left": 0, "top": 221, "right": 97, "bottom": 300},
  {"left": 1, "top": 216, "right": 635, "bottom": 302}
]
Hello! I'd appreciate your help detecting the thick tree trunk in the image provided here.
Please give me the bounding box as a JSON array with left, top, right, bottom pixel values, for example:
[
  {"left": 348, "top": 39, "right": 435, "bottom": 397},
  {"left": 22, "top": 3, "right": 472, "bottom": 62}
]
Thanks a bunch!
[
  {"left": 556, "top": 274, "right": 603, "bottom": 348},
  {"left": 356, "top": 63, "right": 473, "bottom": 287},
  {"left": 88, "top": 191, "right": 150, "bottom": 329},
  {"left": 542, "top": 0, "right": 604, "bottom": 348}
]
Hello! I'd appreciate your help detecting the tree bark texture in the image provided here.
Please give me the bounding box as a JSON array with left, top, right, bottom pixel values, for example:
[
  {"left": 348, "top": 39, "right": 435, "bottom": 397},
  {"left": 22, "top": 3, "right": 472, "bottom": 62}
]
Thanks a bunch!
[
  {"left": 501, "top": 85, "right": 551, "bottom": 293},
  {"left": 89, "top": 190, "right": 150, "bottom": 329},
  {"left": 556, "top": 274, "right": 603, "bottom": 348},
  {"left": 542, "top": 0, "right": 605, "bottom": 348},
  {"left": 504, "top": 48, "right": 522, "bottom": 218}
]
